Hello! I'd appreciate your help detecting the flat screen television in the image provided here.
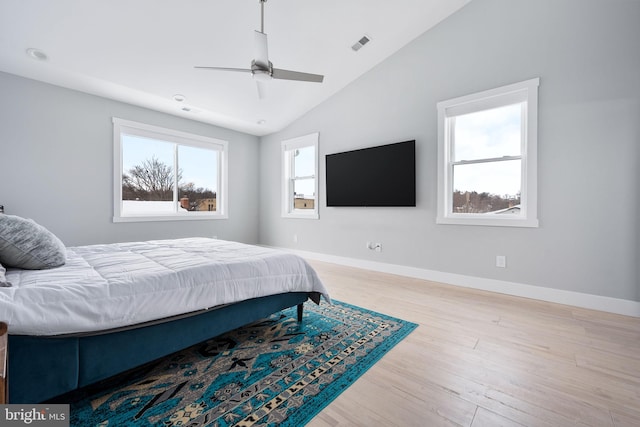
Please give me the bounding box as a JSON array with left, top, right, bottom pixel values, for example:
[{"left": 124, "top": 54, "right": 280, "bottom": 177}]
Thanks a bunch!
[{"left": 325, "top": 140, "right": 416, "bottom": 207}]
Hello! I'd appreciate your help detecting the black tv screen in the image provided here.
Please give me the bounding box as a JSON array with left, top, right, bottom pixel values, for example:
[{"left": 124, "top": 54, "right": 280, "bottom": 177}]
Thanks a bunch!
[{"left": 325, "top": 140, "right": 416, "bottom": 207}]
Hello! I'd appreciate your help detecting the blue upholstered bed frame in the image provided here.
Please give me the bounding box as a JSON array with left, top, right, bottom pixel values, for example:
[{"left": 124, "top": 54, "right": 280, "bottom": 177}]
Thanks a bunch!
[{"left": 8, "top": 292, "right": 310, "bottom": 403}]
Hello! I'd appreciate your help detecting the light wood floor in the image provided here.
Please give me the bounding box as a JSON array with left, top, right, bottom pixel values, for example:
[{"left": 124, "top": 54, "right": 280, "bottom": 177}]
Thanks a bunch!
[{"left": 305, "top": 261, "right": 640, "bottom": 427}]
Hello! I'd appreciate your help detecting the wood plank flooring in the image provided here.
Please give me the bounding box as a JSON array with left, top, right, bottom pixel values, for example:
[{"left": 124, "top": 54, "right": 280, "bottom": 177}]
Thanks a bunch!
[{"left": 305, "top": 261, "right": 640, "bottom": 427}]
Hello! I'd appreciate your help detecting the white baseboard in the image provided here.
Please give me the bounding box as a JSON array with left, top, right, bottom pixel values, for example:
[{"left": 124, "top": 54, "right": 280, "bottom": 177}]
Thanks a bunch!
[{"left": 277, "top": 247, "right": 640, "bottom": 318}]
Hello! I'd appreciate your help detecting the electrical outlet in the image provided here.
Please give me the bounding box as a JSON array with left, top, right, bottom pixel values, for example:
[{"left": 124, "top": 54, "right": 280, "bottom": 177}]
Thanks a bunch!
[
  {"left": 496, "top": 255, "right": 506, "bottom": 268},
  {"left": 367, "top": 242, "right": 382, "bottom": 252},
  {"left": 293, "top": 234, "right": 298, "bottom": 244}
]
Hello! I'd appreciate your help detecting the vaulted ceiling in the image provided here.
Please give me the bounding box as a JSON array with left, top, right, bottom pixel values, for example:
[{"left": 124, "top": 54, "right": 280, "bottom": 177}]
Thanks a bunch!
[{"left": 0, "top": 0, "right": 470, "bottom": 136}]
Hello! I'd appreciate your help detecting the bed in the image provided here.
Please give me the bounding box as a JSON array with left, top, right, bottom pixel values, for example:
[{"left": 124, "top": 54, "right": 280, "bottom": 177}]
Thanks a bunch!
[{"left": 0, "top": 218, "right": 330, "bottom": 404}]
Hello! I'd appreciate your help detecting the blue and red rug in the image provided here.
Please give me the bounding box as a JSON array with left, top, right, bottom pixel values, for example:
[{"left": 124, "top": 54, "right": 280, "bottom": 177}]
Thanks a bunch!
[{"left": 69, "top": 300, "right": 417, "bottom": 426}]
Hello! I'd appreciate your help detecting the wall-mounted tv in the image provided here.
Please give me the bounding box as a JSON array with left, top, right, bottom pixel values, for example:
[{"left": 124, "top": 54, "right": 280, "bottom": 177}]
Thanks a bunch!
[{"left": 325, "top": 140, "right": 416, "bottom": 207}]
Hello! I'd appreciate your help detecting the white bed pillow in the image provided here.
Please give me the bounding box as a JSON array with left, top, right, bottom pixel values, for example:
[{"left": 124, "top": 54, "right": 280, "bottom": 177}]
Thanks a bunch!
[
  {"left": 0, "top": 214, "right": 66, "bottom": 270},
  {"left": 0, "top": 262, "right": 11, "bottom": 287}
]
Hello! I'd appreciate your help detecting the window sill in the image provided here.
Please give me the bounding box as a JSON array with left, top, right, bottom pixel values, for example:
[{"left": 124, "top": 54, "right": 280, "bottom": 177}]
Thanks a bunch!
[
  {"left": 282, "top": 212, "right": 319, "bottom": 220},
  {"left": 113, "top": 213, "right": 228, "bottom": 223},
  {"left": 436, "top": 215, "right": 539, "bottom": 228}
]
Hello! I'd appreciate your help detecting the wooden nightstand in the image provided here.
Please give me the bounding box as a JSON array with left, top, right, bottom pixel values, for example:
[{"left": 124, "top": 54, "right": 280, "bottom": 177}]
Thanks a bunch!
[{"left": 0, "top": 322, "right": 7, "bottom": 404}]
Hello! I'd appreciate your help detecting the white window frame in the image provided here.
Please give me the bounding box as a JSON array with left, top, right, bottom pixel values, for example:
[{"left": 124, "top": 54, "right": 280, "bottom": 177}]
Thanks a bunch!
[
  {"left": 281, "top": 132, "right": 319, "bottom": 219},
  {"left": 113, "top": 118, "right": 228, "bottom": 222},
  {"left": 436, "top": 78, "right": 539, "bottom": 227}
]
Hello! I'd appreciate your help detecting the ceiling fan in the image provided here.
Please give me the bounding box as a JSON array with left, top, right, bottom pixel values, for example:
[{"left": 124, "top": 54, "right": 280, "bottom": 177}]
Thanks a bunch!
[{"left": 195, "top": 0, "right": 324, "bottom": 98}]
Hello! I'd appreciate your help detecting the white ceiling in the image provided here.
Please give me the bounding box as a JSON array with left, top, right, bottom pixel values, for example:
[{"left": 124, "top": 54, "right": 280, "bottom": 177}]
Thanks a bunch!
[{"left": 0, "top": 0, "right": 470, "bottom": 136}]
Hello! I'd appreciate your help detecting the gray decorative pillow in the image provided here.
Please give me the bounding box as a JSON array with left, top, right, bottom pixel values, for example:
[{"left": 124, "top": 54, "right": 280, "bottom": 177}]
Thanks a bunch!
[
  {"left": 0, "top": 262, "right": 11, "bottom": 287},
  {"left": 0, "top": 214, "right": 66, "bottom": 270}
]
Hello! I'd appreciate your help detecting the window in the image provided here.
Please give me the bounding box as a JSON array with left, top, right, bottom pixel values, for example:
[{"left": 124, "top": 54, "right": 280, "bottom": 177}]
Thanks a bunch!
[
  {"left": 282, "top": 133, "right": 319, "bottom": 219},
  {"left": 436, "top": 78, "right": 539, "bottom": 227},
  {"left": 113, "top": 118, "right": 228, "bottom": 222}
]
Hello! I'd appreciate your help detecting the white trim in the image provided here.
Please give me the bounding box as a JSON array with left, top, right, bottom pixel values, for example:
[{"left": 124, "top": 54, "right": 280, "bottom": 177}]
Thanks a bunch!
[
  {"left": 281, "top": 132, "right": 319, "bottom": 219},
  {"left": 282, "top": 132, "right": 319, "bottom": 151},
  {"left": 271, "top": 247, "right": 640, "bottom": 318},
  {"left": 436, "top": 78, "right": 540, "bottom": 228},
  {"left": 438, "top": 79, "right": 535, "bottom": 117},
  {"left": 113, "top": 118, "right": 228, "bottom": 150},
  {"left": 112, "top": 213, "right": 224, "bottom": 223},
  {"left": 112, "top": 117, "right": 228, "bottom": 222}
]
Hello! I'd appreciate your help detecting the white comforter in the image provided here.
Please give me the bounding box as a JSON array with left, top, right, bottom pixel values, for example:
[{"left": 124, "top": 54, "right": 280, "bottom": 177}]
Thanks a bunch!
[{"left": 0, "top": 238, "right": 330, "bottom": 336}]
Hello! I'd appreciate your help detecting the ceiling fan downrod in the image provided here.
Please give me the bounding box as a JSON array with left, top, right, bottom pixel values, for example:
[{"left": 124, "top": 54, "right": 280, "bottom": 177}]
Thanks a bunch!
[{"left": 260, "top": 0, "right": 267, "bottom": 34}]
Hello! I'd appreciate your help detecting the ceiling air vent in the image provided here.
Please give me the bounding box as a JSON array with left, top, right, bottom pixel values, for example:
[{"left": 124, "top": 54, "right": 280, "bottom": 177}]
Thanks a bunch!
[{"left": 351, "top": 35, "right": 371, "bottom": 52}]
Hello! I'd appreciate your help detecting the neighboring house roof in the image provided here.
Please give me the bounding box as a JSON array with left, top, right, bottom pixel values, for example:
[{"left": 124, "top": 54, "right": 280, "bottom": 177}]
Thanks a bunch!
[{"left": 490, "top": 205, "right": 521, "bottom": 215}]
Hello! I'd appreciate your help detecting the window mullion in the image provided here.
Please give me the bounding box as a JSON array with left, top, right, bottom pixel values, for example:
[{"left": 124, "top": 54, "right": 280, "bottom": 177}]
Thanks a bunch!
[
  {"left": 447, "top": 116, "right": 456, "bottom": 214},
  {"left": 173, "top": 144, "right": 179, "bottom": 213},
  {"left": 289, "top": 150, "right": 296, "bottom": 212},
  {"left": 519, "top": 102, "right": 528, "bottom": 214},
  {"left": 289, "top": 177, "right": 295, "bottom": 212},
  {"left": 453, "top": 155, "right": 522, "bottom": 166}
]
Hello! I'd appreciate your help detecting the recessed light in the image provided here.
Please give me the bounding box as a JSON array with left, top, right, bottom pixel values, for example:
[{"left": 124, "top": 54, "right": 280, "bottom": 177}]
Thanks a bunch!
[
  {"left": 173, "top": 94, "right": 186, "bottom": 102},
  {"left": 26, "top": 48, "right": 48, "bottom": 61},
  {"left": 181, "top": 106, "right": 191, "bottom": 112}
]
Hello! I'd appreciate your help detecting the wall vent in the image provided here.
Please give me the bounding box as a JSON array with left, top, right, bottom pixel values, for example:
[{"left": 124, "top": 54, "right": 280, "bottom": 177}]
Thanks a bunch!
[{"left": 351, "top": 35, "right": 371, "bottom": 52}]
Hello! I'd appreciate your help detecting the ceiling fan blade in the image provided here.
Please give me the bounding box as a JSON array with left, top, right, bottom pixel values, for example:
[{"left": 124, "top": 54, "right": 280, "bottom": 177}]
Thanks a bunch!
[
  {"left": 272, "top": 68, "right": 324, "bottom": 83},
  {"left": 254, "top": 31, "right": 269, "bottom": 68},
  {"left": 256, "top": 81, "right": 267, "bottom": 99},
  {"left": 194, "top": 66, "right": 252, "bottom": 73}
]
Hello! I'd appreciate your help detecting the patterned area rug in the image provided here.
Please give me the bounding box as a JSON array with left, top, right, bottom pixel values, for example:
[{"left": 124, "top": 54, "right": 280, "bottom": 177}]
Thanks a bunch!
[{"left": 69, "top": 300, "right": 417, "bottom": 426}]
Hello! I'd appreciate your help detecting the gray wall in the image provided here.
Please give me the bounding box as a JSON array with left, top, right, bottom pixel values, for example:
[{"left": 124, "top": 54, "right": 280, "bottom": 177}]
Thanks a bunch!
[
  {"left": 0, "top": 72, "right": 261, "bottom": 246},
  {"left": 259, "top": 0, "right": 640, "bottom": 301}
]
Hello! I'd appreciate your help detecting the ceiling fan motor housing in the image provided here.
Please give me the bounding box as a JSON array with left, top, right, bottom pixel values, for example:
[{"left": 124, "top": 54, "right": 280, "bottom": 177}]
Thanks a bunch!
[{"left": 251, "top": 59, "right": 273, "bottom": 81}]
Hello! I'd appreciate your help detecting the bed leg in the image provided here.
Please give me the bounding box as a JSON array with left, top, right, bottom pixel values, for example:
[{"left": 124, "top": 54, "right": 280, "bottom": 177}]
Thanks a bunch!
[{"left": 297, "top": 303, "right": 304, "bottom": 322}]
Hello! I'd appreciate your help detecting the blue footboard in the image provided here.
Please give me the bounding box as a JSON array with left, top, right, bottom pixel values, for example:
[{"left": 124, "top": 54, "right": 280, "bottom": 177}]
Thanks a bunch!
[{"left": 8, "top": 292, "right": 309, "bottom": 403}]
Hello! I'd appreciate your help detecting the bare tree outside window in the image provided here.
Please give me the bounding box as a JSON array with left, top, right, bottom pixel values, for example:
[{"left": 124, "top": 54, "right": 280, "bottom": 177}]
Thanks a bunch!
[
  {"left": 122, "top": 157, "right": 215, "bottom": 211},
  {"left": 122, "top": 156, "right": 178, "bottom": 201}
]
